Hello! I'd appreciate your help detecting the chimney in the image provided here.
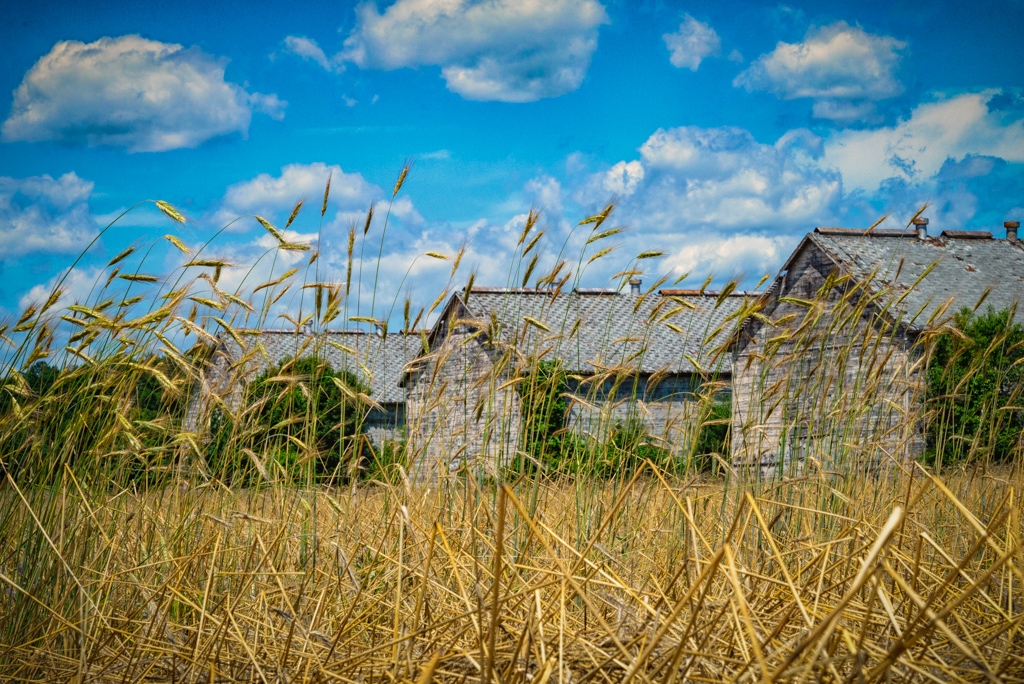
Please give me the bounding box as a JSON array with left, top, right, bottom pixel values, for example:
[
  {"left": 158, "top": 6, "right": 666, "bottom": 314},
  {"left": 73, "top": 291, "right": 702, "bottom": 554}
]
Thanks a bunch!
[
  {"left": 913, "top": 217, "right": 929, "bottom": 240},
  {"left": 1005, "top": 220, "right": 1020, "bottom": 243},
  {"left": 629, "top": 278, "right": 642, "bottom": 295}
]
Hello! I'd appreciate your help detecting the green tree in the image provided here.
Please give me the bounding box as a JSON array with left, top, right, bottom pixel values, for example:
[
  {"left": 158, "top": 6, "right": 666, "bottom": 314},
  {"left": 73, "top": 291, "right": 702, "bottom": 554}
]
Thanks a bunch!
[
  {"left": 691, "top": 396, "right": 731, "bottom": 473},
  {"left": 25, "top": 361, "right": 60, "bottom": 396},
  {"left": 361, "top": 437, "right": 409, "bottom": 484},
  {"left": 515, "top": 360, "right": 577, "bottom": 473},
  {"left": 1, "top": 361, "right": 113, "bottom": 482},
  {"left": 244, "top": 356, "right": 372, "bottom": 483},
  {"left": 925, "top": 306, "right": 1024, "bottom": 469},
  {"left": 597, "top": 418, "right": 671, "bottom": 478}
]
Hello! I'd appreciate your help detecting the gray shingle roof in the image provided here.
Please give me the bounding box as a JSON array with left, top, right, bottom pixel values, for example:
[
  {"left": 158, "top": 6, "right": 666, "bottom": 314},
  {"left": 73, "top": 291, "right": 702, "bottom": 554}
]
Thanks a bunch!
[
  {"left": 807, "top": 229, "right": 1024, "bottom": 329},
  {"left": 451, "top": 287, "right": 749, "bottom": 375},
  {"left": 211, "top": 329, "right": 423, "bottom": 403}
]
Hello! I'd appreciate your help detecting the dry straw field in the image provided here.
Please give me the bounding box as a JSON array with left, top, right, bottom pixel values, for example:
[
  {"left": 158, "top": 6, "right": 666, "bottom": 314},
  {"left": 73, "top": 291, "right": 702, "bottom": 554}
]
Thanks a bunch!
[{"left": 0, "top": 174, "right": 1022, "bottom": 682}]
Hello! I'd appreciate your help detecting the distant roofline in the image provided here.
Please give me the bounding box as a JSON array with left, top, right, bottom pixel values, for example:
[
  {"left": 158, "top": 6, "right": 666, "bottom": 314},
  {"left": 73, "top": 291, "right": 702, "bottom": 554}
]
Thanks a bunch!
[
  {"left": 463, "top": 286, "right": 753, "bottom": 297},
  {"left": 939, "top": 230, "right": 993, "bottom": 239},
  {"left": 815, "top": 227, "right": 917, "bottom": 237},
  {"left": 815, "top": 226, "right": 1001, "bottom": 240},
  {"left": 227, "top": 328, "right": 430, "bottom": 336},
  {"left": 659, "top": 289, "right": 753, "bottom": 296},
  {"left": 465, "top": 286, "right": 622, "bottom": 295},
  {"left": 465, "top": 287, "right": 553, "bottom": 294}
]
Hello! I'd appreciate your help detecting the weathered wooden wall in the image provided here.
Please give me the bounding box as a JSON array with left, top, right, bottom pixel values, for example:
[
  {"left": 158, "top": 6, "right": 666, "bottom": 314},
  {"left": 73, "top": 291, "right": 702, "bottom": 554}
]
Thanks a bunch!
[
  {"left": 731, "top": 242, "right": 926, "bottom": 477},
  {"left": 566, "top": 374, "right": 729, "bottom": 453},
  {"left": 404, "top": 321, "right": 521, "bottom": 480}
]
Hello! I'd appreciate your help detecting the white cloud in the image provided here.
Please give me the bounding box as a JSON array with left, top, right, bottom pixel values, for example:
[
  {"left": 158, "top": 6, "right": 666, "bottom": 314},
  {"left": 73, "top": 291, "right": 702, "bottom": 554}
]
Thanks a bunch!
[
  {"left": 632, "top": 126, "right": 838, "bottom": 229},
  {"left": 248, "top": 93, "right": 287, "bottom": 121},
  {"left": 215, "top": 162, "right": 378, "bottom": 228},
  {"left": 212, "top": 162, "right": 426, "bottom": 239},
  {"left": 19, "top": 266, "right": 104, "bottom": 311},
  {"left": 602, "top": 160, "right": 644, "bottom": 196},
  {"left": 388, "top": 195, "right": 425, "bottom": 225},
  {"left": 824, "top": 91, "right": 1024, "bottom": 191},
  {"left": 810, "top": 99, "right": 878, "bottom": 123},
  {"left": 662, "top": 233, "right": 797, "bottom": 281},
  {"left": 663, "top": 15, "right": 720, "bottom": 71},
  {"left": 419, "top": 149, "right": 451, "bottom": 160},
  {"left": 525, "top": 175, "right": 564, "bottom": 215},
  {"left": 2, "top": 35, "right": 285, "bottom": 152},
  {"left": 340, "top": 0, "right": 609, "bottom": 102},
  {"left": 734, "top": 22, "right": 905, "bottom": 122},
  {"left": 570, "top": 124, "right": 840, "bottom": 285},
  {"left": 283, "top": 36, "right": 345, "bottom": 73},
  {"left": 0, "top": 173, "right": 98, "bottom": 259}
]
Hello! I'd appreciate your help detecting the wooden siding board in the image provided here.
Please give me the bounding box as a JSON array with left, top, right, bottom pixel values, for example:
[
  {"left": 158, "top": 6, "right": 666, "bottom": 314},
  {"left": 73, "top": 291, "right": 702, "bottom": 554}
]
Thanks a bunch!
[{"left": 732, "top": 239, "right": 926, "bottom": 477}]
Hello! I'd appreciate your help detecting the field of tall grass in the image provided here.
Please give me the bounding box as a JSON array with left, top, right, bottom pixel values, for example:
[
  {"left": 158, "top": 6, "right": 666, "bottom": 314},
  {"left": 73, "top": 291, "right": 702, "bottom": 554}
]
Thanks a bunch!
[{"left": 1, "top": 174, "right": 1022, "bottom": 682}]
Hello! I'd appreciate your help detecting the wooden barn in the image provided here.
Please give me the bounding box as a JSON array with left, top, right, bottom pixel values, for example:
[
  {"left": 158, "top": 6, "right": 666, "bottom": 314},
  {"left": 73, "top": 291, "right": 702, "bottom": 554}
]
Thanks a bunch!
[
  {"left": 731, "top": 221, "right": 1024, "bottom": 477},
  {"left": 402, "top": 282, "right": 748, "bottom": 478},
  {"left": 186, "top": 328, "right": 421, "bottom": 447}
]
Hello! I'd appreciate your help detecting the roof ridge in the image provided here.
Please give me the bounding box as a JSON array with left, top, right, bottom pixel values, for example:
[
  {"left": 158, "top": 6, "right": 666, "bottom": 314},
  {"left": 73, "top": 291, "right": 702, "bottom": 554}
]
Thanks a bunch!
[
  {"left": 659, "top": 289, "right": 753, "bottom": 296},
  {"left": 939, "top": 230, "right": 993, "bottom": 239},
  {"left": 465, "top": 286, "right": 555, "bottom": 294},
  {"left": 815, "top": 227, "right": 918, "bottom": 237}
]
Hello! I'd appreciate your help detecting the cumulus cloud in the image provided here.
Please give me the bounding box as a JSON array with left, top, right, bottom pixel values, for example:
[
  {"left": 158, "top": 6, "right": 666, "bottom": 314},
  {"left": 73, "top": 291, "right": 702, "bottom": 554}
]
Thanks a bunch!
[
  {"left": 18, "top": 266, "right": 104, "bottom": 311},
  {"left": 734, "top": 22, "right": 906, "bottom": 122},
  {"left": 0, "top": 173, "right": 98, "bottom": 259},
  {"left": 283, "top": 36, "right": 345, "bottom": 73},
  {"left": 663, "top": 15, "right": 721, "bottom": 71},
  {"left": 824, "top": 91, "right": 1024, "bottom": 192},
  {"left": 569, "top": 125, "right": 841, "bottom": 284},
  {"left": 2, "top": 35, "right": 285, "bottom": 152},
  {"left": 339, "top": 0, "right": 609, "bottom": 102},
  {"left": 215, "top": 162, "right": 378, "bottom": 228},
  {"left": 212, "top": 162, "right": 425, "bottom": 237},
  {"left": 628, "top": 126, "right": 839, "bottom": 229},
  {"left": 387, "top": 195, "right": 425, "bottom": 226},
  {"left": 662, "top": 233, "right": 797, "bottom": 281},
  {"left": 602, "top": 161, "right": 644, "bottom": 196},
  {"left": 524, "top": 175, "right": 564, "bottom": 216},
  {"left": 248, "top": 93, "right": 287, "bottom": 120}
]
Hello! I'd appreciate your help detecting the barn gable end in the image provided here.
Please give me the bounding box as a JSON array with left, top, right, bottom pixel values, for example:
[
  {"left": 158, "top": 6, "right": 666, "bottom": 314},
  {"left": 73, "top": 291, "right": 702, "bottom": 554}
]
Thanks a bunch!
[{"left": 732, "top": 225, "right": 1024, "bottom": 478}]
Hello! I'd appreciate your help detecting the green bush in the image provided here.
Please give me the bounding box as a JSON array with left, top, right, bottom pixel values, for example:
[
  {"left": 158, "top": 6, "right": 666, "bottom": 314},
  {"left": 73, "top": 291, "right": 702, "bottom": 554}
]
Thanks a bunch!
[
  {"left": 513, "top": 360, "right": 731, "bottom": 477},
  {"left": 514, "top": 360, "right": 580, "bottom": 474},
  {"left": 242, "top": 356, "right": 372, "bottom": 484},
  {"left": 0, "top": 360, "right": 188, "bottom": 484},
  {"left": 690, "top": 397, "right": 731, "bottom": 473},
  {"left": 361, "top": 438, "right": 409, "bottom": 484},
  {"left": 591, "top": 418, "right": 671, "bottom": 478},
  {"left": 24, "top": 361, "right": 60, "bottom": 397},
  {"left": 925, "top": 306, "right": 1024, "bottom": 469}
]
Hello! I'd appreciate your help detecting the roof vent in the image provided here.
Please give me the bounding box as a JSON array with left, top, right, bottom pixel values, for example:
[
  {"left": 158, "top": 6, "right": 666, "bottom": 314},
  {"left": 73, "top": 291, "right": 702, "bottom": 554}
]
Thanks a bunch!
[
  {"left": 912, "top": 217, "right": 929, "bottom": 240},
  {"left": 629, "top": 278, "right": 642, "bottom": 295},
  {"left": 1006, "top": 220, "right": 1019, "bottom": 243}
]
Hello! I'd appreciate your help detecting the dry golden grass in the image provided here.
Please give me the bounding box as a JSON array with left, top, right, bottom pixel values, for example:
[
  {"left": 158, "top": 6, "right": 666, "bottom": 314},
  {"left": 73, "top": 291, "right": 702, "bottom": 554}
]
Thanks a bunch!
[
  {"left": 2, "top": 463, "right": 1021, "bottom": 683},
  {"left": 2, "top": 178, "right": 1023, "bottom": 683}
]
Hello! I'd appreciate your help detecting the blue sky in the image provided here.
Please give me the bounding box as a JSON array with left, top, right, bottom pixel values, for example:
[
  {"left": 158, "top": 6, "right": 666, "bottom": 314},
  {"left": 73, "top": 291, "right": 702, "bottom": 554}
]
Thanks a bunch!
[{"left": 2, "top": 0, "right": 1023, "bottom": 327}]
